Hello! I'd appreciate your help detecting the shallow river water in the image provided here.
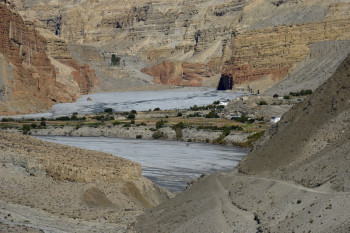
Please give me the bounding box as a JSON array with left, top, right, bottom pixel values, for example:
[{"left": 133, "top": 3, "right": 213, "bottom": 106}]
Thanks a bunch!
[
  {"left": 36, "top": 136, "right": 249, "bottom": 192},
  {"left": 8, "top": 88, "right": 245, "bottom": 119}
]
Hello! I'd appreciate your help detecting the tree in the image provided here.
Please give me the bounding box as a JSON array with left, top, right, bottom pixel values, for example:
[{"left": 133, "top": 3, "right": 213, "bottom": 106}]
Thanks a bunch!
[{"left": 111, "top": 54, "right": 121, "bottom": 66}]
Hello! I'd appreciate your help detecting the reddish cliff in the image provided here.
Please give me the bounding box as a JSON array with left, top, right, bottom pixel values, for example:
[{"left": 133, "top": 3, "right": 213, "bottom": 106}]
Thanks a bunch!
[
  {"left": 142, "top": 61, "right": 216, "bottom": 87},
  {"left": 0, "top": 4, "right": 97, "bottom": 114}
]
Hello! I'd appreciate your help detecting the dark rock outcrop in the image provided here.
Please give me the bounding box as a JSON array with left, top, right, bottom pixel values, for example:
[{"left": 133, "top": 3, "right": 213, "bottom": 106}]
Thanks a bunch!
[{"left": 217, "top": 74, "right": 233, "bottom": 90}]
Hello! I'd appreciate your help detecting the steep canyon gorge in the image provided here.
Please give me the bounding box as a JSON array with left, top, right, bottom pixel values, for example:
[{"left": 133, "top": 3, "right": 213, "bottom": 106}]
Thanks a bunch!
[{"left": 1, "top": 0, "right": 350, "bottom": 112}]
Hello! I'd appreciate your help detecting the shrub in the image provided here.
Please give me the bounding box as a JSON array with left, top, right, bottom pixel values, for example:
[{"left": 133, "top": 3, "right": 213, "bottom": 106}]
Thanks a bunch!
[
  {"left": 30, "top": 123, "right": 38, "bottom": 128},
  {"left": 177, "top": 112, "right": 183, "bottom": 117},
  {"left": 213, "top": 100, "right": 220, "bottom": 105},
  {"left": 22, "top": 124, "right": 31, "bottom": 134},
  {"left": 123, "top": 122, "right": 131, "bottom": 127},
  {"left": 205, "top": 110, "right": 219, "bottom": 118},
  {"left": 205, "top": 138, "right": 210, "bottom": 143},
  {"left": 156, "top": 120, "right": 166, "bottom": 129},
  {"left": 152, "top": 130, "right": 165, "bottom": 139},
  {"left": 40, "top": 121, "right": 46, "bottom": 127},
  {"left": 112, "top": 121, "right": 122, "bottom": 125},
  {"left": 136, "top": 135, "right": 142, "bottom": 139},
  {"left": 187, "top": 112, "right": 201, "bottom": 118},
  {"left": 173, "top": 121, "right": 184, "bottom": 129},
  {"left": 283, "top": 95, "right": 290, "bottom": 100},
  {"left": 137, "top": 122, "right": 147, "bottom": 126},
  {"left": 130, "top": 110, "right": 137, "bottom": 114},
  {"left": 175, "top": 128, "right": 183, "bottom": 140},
  {"left": 127, "top": 113, "right": 136, "bottom": 119},
  {"left": 153, "top": 107, "right": 160, "bottom": 111},
  {"left": 104, "top": 108, "right": 113, "bottom": 113},
  {"left": 256, "top": 116, "right": 265, "bottom": 121},
  {"left": 273, "top": 94, "right": 279, "bottom": 98},
  {"left": 75, "top": 123, "right": 82, "bottom": 130},
  {"left": 258, "top": 100, "right": 268, "bottom": 105},
  {"left": 190, "top": 105, "right": 199, "bottom": 111},
  {"left": 300, "top": 89, "right": 313, "bottom": 96},
  {"left": 111, "top": 54, "right": 121, "bottom": 66}
]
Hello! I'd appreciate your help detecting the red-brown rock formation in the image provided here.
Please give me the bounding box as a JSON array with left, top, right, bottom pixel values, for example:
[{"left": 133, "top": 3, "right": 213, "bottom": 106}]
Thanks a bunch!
[
  {"left": 0, "top": 4, "right": 98, "bottom": 114},
  {"left": 142, "top": 61, "right": 215, "bottom": 87}
]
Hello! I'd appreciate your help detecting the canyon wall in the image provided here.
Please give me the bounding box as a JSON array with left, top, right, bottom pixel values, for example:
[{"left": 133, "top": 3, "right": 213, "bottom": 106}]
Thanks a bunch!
[
  {"left": 0, "top": 3, "right": 98, "bottom": 114},
  {"left": 10, "top": 0, "right": 350, "bottom": 92}
]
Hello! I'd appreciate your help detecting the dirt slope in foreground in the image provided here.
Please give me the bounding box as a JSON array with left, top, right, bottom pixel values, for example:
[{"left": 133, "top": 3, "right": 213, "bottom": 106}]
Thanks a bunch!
[
  {"left": 133, "top": 54, "right": 350, "bottom": 232},
  {"left": 0, "top": 131, "right": 171, "bottom": 232}
]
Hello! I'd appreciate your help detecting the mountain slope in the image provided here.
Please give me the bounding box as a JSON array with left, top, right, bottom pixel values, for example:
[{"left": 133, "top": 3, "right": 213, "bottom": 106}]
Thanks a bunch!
[
  {"left": 11, "top": 0, "right": 350, "bottom": 92},
  {"left": 133, "top": 52, "right": 350, "bottom": 232}
]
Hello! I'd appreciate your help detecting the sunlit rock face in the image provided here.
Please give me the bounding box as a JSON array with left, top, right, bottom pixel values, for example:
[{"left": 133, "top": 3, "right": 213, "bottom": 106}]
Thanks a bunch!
[
  {"left": 9, "top": 0, "right": 350, "bottom": 92},
  {"left": 0, "top": 3, "right": 98, "bottom": 114}
]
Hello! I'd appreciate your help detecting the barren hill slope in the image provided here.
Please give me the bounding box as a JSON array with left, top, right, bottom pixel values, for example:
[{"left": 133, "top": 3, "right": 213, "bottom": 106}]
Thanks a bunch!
[
  {"left": 133, "top": 53, "right": 350, "bottom": 232},
  {"left": 0, "top": 131, "right": 170, "bottom": 232}
]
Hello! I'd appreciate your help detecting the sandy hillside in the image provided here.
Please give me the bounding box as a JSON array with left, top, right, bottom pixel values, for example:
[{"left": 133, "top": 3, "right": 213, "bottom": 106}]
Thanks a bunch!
[
  {"left": 132, "top": 53, "right": 350, "bottom": 232},
  {"left": 0, "top": 131, "right": 171, "bottom": 232}
]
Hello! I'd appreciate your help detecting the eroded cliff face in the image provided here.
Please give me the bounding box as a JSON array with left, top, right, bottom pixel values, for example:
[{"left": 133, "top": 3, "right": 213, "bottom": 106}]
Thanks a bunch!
[
  {"left": 0, "top": 4, "right": 77, "bottom": 114},
  {"left": 0, "top": 2, "right": 98, "bottom": 114},
  {"left": 222, "top": 2, "right": 350, "bottom": 91},
  {"left": 10, "top": 0, "right": 350, "bottom": 92}
]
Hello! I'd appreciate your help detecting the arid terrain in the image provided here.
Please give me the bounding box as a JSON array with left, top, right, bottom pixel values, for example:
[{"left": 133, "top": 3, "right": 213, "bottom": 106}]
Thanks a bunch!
[
  {"left": 0, "top": 0, "right": 350, "bottom": 232},
  {"left": 0, "top": 130, "right": 171, "bottom": 232},
  {"left": 133, "top": 46, "right": 350, "bottom": 233},
  {"left": 1, "top": 0, "right": 350, "bottom": 114}
]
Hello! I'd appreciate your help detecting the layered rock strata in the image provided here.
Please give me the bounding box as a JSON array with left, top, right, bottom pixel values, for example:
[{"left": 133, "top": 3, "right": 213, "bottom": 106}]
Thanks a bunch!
[
  {"left": 0, "top": 4, "right": 98, "bottom": 114},
  {"left": 0, "top": 4, "right": 76, "bottom": 114}
]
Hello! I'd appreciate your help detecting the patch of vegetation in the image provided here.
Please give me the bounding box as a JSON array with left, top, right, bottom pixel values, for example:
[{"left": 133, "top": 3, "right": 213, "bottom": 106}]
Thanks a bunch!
[
  {"left": 213, "top": 100, "right": 220, "bottom": 105},
  {"left": 112, "top": 121, "right": 122, "bottom": 125},
  {"left": 85, "top": 122, "right": 105, "bottom": 128},
  {"left": 273, "top": 94, "right": 279, "bottom": 98},
  {"left": 156, "top": 120, "right": 166, "bottom": 129},
  {"left": 177, "top": 112, "right": 183, "bottom": 117},
  {"left": 153, "top": 107, "right": 160, "bottom": 111},
  {"left": 258, "top": 100, "right": 268, "bottom": 105},
  {"left": 152, "top": 130, "right": 166, "bottom": 139},
  {"left": 137, "top": 122, "right": 147, "bottom": 126},
  {"left": 283, "top": 95, "right": 290, "bottom": 100},
  {"left": 175, "top": 128, "right": 183, "bottom": 140},
  {"left": 290, "top": 89, "right": 313, "bottom": 96},
  {"left": 136, "top": 135, "right": 143, "bottom": 139},
  {"left": 91, "top": 115, "right": 114, "bottom": 121},
  {"left": 22, "top": 124, "right": 31, "bottom": 134},
  {"left": 123, "top": 122, "right": 131, "bottom": 127},
  {"left": 205, "top": 110, "right": 219, "bottom": 118},
  {"left": 104, "top": 108, "right": 113, "bottom": 113},
  {"left": 233, "top": 131, "right": 265, "bottom": 148},
  {"left": 190, "top": 105, "right": 200, "bottom": 111},
  {"left": 172, "top": 121, "right": 185, "bottom": 130},
  {"left": 197, "top": 125, "right": 243, "bottom": 131},
  {"left": 187, "top": 112, "right": 201, "bottom": 118},
  {"left": 213, "top": 126, "right": 232, "bottom": 144},
  {"left": 1, "top": 118, "right": 15, "bottom": 122},
  {"left": 127, "top": 113, "right": 136, "bottom": 120},
  {"left": 111, "top": 54, "right": 121, "bottom": 66}
]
